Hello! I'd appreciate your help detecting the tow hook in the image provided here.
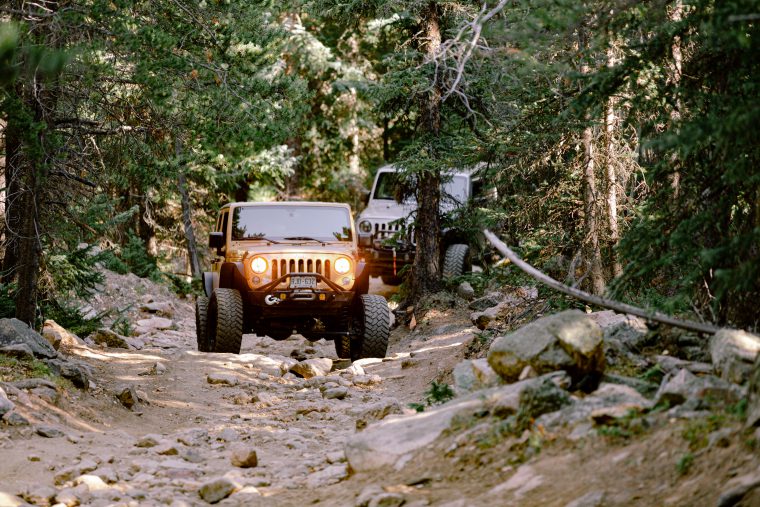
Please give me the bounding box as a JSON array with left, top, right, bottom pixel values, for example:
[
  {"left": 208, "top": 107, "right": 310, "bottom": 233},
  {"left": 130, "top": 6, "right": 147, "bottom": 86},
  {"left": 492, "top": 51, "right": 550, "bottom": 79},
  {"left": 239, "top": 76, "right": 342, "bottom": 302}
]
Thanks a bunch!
[{"left": 265, "top": 295, "right": 281, "bottom": 306}]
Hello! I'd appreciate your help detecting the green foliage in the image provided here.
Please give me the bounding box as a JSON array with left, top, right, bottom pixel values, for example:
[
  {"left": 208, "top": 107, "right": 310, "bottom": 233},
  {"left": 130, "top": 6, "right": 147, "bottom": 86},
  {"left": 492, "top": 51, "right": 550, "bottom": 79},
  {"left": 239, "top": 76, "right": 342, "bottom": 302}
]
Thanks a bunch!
[
  {"left": 120, "top": 234, "right": 161, "bottom": 281},
  {"left": 425, "top": 381, "right": 455, "bottom": 406},
  {"left": 676, "top": 453, "right": 694, "bottom": 476},
  {"left": 43, "top": 303, "right": 103, "bottom": 338},
  {"left": 0, "top": 355, "right": 54, "bottom": 383},
  {"left": 45, "top": 245, "right": 104, "bottom": 299}
]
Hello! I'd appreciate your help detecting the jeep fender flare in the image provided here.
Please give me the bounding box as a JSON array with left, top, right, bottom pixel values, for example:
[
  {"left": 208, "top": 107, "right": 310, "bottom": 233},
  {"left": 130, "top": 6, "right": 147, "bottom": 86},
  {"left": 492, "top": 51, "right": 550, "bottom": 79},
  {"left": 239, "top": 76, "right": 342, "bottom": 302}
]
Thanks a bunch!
[
  {"left": 219, "top": 263, "right": 248, "bottom": 293},
  {"left": 354, "top": 260, "right": 370, "bottom": 295},
  {"left": 202, "top": 271, "right": 218, "bottom": 297}
]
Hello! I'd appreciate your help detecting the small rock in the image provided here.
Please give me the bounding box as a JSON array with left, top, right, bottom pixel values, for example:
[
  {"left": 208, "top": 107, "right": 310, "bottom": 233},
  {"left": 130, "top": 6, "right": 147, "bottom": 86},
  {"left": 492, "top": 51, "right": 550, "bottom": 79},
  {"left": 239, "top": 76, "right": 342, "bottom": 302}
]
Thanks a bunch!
[
  {"left": 564, "top": 490, "right": 606, "bottom": 507},
  {"left": 44, "top": 358, "right": 92, "bottom": 389},
  {"left": 90, "top": 329, "right": 131, "bottom": 349},
  {"left": 36, "top": 425, "right": 65, "bottom": 438},
  {"left": 134, "top": 316, "right": 174, "bottom": 335},
  {"left": 198, "top": 477, "right": 240, "bottom": 503},
  {"left": 655, "top": 369, "right": 743, "bottom": 409},
  {"left": 135, "top": 434, "right": 162, "bottom": 448},
  {"left": 55, "top": 484, "right": 91, "bottom": 507},
  {"left": 323, "top": 387, "right": 349, "bottom": 400},
  {"left": 21, "top": 486, "right": 57, "bottom": 506},
  {"left": 518, "top": 377, "right": 573, "bottom": 420},
  {"left": 290, "top": 358, "right": 333, "bottom": 379},
  {"left": 468, "top": 292, "right": 503, "bottom": 311},
  {"left": 140, "top": 301, "right": 173, "bottom": 316},
  {"left": 456, "top": 281, "right": 475, "bottom": 300},
  {"left": 230, "top": 444, "right": 258, "bottom": 468},
  {"left": 343, "top": 363, "right": 365, "bottom": 376},
  {"left": 206, "top": 373, "right": 239, "bottom": 386},
  {"left": 74, "top": 474, "right": 110, "bottom": 492},
  {"left": 453, "top": 358, "right": 502, "bottom": 394},
  {"left": 354, "top": 398, "right": 404, "bottom": 430},
  {"left": 518, "top": 365, "right": 538, "bottom": 381},
  {"left": 306, "top": 464, "right": 348, "bottom": 488},
  {"left": 54, "top": 458, "right": 98, "bottom": 485},
  {"left": 117, "top": 386, "right": 139, "bottom": 409},
  {"left": 3, "top": 411, "right": 29, "bottom": 426},
  {"left": 217, "top": 428, "right": 239, "bottom": 442},
  {"left": 31, "top": 385, "right": 59, "bottom": 405},
  {"left": 0, "top": 387, "right": 16, "bottom": 417},
  {"left": 716, "top": 471, "right": 760, "bottom": 507}
]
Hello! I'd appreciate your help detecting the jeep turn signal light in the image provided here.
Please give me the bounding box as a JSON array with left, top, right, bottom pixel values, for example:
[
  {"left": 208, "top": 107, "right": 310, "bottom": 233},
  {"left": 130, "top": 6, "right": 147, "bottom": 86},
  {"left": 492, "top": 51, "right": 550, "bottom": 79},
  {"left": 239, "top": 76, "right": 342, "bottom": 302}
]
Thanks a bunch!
[
  {"left": 334, "top": 257, "right": 351, "bottom": 274},
  {"left": 251, "top": 257, "right": 267, "bottom": 274}
]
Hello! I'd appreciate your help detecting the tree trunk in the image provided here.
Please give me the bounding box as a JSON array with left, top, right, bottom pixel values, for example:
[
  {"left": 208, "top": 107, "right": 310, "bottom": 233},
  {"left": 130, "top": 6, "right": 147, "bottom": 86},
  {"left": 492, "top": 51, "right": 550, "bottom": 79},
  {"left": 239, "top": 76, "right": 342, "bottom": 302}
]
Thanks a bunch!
[
  {"left": 579, "top": 27, "right": 605, "bottom": 295},
  {"left": 176, "top": 138, "right": 202, "bottom": 278},
  {"left": 409, "top": 1, "right": 443, "bottom": 299},
  {"left": 604, "top": 44, "right": 622, "bottom": 278},
  {"left": 14, "top": 176, "right": 42, "bottom": 324},
  {"left": 137, "top": 191, "right": 158, "bottom": 257},
  {"left": 1, "top": 114, "right": 21, "bottom": 284},
  {"left": 668, "top": 0, "right": 683, "bottom": 196}
]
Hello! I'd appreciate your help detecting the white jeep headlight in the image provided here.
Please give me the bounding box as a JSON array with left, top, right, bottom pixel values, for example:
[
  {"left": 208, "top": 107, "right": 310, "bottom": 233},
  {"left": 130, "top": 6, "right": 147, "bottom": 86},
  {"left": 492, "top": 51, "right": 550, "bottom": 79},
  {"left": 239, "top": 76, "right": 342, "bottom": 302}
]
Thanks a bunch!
[
  {"left": 335, "top": 257, "right": 351, "bottom": 274},
  {"left": 359, "top": 220, "right": 372, "bottom": 233},
  {"left": 250, "top": 257, "right": 268, "bottom": 274}
]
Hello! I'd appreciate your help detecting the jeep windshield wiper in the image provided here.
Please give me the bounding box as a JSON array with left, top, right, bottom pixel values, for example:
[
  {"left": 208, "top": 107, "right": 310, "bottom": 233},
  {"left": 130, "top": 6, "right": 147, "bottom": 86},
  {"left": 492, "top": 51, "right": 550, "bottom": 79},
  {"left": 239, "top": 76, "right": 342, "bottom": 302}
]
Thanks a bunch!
[
  {"left": 241, "top": 235, "right": 282, "bottom": 244},
  {"left": 283, "top": 236, "right": 327, "bottom": 244}
]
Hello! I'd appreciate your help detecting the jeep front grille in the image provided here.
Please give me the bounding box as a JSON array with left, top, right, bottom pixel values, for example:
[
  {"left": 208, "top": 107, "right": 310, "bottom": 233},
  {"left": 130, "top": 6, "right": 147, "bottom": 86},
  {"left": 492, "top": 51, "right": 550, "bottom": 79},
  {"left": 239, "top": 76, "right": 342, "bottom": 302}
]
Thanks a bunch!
[
  {"left": 372, "top": 221, "right": 414, "bottom": 245},
  {"left": 271, "top": 257, "right": 331, "bottom": 282}
]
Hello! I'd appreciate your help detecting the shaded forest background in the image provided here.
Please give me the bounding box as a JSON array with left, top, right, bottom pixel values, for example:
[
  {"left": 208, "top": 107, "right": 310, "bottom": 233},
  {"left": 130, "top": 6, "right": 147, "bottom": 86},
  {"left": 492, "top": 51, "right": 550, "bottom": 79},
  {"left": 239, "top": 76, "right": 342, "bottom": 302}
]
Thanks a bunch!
[{"left": 0, "top": 0, "right": 757, "bottom": 332}]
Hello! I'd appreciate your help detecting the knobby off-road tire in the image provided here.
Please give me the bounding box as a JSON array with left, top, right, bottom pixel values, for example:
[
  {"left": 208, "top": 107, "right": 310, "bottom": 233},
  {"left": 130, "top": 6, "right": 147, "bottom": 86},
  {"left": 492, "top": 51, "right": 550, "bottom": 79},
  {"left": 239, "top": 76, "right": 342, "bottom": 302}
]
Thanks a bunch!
[
  {"left": 380, "top": 274, "right": 403, "bottom": 286},
  {"left": 442, "top": 244, "right": 471, "bottom": 279},
  {"left": 195, "top": 296, "right": 210, "bottom": 352},
  {"left": 335, "top": 336, "right": 352, "bottom": 359},
  {"left": 351, "top": 294, "right": 390, "bottom": 360},
  {"left": 207, "top": 288, "right": 243, "bottom": 354}
]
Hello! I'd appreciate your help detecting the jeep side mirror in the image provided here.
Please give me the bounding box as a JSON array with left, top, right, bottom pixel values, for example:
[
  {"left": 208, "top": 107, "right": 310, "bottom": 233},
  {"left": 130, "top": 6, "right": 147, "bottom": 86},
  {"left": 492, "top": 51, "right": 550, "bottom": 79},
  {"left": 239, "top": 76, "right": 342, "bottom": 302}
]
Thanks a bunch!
[
  {"left": 361, "top": 189, "right": 370, "bottom": 206},
  {"left": 209, "top": 232, "right": 224, "bottom": 251}
]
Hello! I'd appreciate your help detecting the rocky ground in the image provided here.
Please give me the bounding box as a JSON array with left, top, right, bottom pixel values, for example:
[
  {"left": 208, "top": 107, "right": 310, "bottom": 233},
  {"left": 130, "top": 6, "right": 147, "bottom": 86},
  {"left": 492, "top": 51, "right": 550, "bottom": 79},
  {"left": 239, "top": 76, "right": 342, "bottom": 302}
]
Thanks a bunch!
[{"left": 1, "top": 270, "right": 760, "bottom": 506}]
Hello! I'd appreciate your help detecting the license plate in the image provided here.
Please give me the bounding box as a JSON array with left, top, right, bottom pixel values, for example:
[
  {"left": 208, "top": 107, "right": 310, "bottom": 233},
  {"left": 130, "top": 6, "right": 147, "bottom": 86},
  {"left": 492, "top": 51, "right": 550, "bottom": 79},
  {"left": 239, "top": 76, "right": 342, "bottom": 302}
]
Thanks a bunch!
[{"left": 289, "top": 276, "right": 316, "bottom": 289}]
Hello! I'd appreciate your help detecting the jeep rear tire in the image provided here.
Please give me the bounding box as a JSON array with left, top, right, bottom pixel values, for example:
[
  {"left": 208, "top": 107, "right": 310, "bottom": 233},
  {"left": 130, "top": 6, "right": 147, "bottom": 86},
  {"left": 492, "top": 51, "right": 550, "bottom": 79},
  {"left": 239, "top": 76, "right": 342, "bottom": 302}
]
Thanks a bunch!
[
  {"left": 335, "top": 336, "right": 352, "bottom": 359},
  {"left": 195, "top": 296, "right": 210, "bottom": 352},
  {"left": 381, "top": 274, "right": 403, "bottom": 286},
  {"left": 351, "top": 294, "right": 390, "bottom": 360},
  {"left": 207, "top": 288, "right": 243, "bottom": 353},
  {"left": 442, "top": 244, "right": 471, "bottom": 279}
]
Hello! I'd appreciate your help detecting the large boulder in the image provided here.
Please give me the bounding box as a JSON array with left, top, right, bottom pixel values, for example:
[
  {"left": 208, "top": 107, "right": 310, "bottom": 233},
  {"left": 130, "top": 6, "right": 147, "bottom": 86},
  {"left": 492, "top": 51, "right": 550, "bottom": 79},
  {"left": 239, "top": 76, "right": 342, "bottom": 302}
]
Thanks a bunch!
[
  {"left": 345, "top": 397, "right": 483, "bottom": 472},
  {"left": 90, "top": 329, "right": 131, "bottom": 349},
  {"left": 487, "top": 310, "right": 605, "bottom": 384},
  {"left": 711, "top": 329, "right": 760, "bottom": 384},
  {"left": 42, "top": 320, "right": 84, "bottom": 351},
  {"left": 0, "top": 318, "right": 57, "bottom": 359}
]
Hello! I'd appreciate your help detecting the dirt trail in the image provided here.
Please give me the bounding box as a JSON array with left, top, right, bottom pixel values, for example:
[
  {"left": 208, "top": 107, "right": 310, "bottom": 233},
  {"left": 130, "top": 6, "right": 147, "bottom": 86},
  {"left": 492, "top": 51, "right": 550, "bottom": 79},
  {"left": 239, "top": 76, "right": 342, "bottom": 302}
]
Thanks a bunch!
[
  {"left": 1, "top": 274, "right": 757, "bottom": 507},
  {"left": 0, "top": 277, "right": 473, "bottom": 506}
]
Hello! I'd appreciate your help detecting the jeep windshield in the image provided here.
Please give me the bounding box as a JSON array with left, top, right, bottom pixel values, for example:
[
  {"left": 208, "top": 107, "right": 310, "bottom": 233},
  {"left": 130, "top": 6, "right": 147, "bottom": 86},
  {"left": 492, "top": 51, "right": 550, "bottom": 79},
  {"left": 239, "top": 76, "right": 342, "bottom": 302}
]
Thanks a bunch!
[
  {"left": 373, "top": 171, "right": 468, "bottom": 206},
  {"left": 231, "top": 205, "right": 353, "bottom": 242}
]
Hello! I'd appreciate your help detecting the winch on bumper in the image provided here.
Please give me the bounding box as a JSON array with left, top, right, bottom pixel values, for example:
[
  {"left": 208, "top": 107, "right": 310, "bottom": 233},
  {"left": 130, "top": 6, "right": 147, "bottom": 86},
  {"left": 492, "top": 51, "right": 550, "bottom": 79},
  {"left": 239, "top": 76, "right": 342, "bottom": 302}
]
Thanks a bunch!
[
  {"left": 247, "top": 272, "right": 356, "bottom": 315},
  {"left": 359, "top": 239, "right": 414, "bottom": 277}
]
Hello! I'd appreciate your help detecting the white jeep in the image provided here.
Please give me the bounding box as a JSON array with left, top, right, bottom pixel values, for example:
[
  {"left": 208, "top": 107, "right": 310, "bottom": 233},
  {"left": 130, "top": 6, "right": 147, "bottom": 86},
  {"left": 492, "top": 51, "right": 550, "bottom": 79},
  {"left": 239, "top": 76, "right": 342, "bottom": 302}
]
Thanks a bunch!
[{"left": 356, "top": 165, "right": 491, "bottom": 285}]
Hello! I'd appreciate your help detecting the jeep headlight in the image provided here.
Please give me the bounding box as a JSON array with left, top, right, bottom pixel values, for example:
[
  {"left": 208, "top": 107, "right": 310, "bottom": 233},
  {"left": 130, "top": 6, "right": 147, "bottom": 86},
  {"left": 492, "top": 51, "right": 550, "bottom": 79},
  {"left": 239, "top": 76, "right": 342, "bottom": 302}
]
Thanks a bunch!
[
  {"left": 358, "top": 220, "right": 372, "bottom": 234},
  {"left": 335, "top": 257, "right": 351, "bottom": 274},
  {"left": 250, "top": 257, "right": 268, "bottom": 274}
]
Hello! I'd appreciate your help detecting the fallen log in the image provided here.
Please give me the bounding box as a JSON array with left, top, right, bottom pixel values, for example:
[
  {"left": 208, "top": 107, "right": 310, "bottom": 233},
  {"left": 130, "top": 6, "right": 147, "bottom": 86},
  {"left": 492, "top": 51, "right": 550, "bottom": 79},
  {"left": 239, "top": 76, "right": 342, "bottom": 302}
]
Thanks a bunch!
[{"left": 483, "top": 229, "right": 720, "bottom": 335}]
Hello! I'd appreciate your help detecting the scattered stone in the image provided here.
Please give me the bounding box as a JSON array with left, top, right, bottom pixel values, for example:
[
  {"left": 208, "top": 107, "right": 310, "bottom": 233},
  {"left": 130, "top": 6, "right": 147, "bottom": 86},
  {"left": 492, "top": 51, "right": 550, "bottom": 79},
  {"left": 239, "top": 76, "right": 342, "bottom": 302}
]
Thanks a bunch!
[
  {"left": 42, "top": 320, "right": 84, "bottom": 351},
  {"left": 488, "top": 465, "right": 543, "bottom": 499},
  {"left": 0, "top": 387, "right": 16, "bottom": 417},
  {"left": 290, "top": 358, "right": 333, "bottom": 379},
  {"left": 601, "top": 373, "right": 658, "bottom": 398},
  {"left": 326, "top": 450, "right": 345, "bottom": 464},
  {"left": 135, "top": 434, "right": 162, "bottom": 448},
  {"left": 564, "top": 490, "right": 606, "bottom": 507},
  {"left": 711, "top": 329, "right": 760, "bottom": 384},
  {"left": 468, "top": 292, "right": 504, "bottom": 311},
  {"left": 36, "top": 425, "right": 65, "bottom": 438},
  {"left": 518, "top": 377, "right": 573, "bottom": 420},
  {"left": 30, "top": 385, "right": 59, "bottom": 405},
  {"left": 354, "top": 398, "right": 404, "bottom": 430},
  {"left": 655, "top": 369, "right": 744, "bottom": 409},
  {"left": 90, "top": 329, "right": 131, "bottom": 349},
  {"left": 140, "top": 301, "right": 173, "bottom": 316},
  {"left": 306, "top": 464, "right": 348, "bottom": 487},
  {"left": 591, "top": 311, "right": 649, "bottom": 352},
  {"left": 3, "top": 411, "right": 29, "bottom": 426},
  {"left": 117, "top": 386, "right": 139, "bottom": 409},
  {"left": 217, "top": 428, "right": 240, "bottom": 442},
  {"left": 198, "top": 477, "right": 240, "bottom": 504},
  {"left": 133, "top": 316, "right": 174, "bottom": 335},
  {"left": 323, "top": 386, "right": 349, "bottom": 400},
  {"left": 230, "top": 444, "right": 258, "bottom": 468},
  {"left": 21, "top": 486, "right": 57, "bottom": 506},
  {"left": 44, "top": 358, "right": 92, "bottom": 389},
  {"left": 54, "top": 458, "right": 99, "bottom": 485},
  {"left": 453, "top": 358, "right": 502, "bottom": 394},
  {"left": 55, "top": 484, "right": 91, "bottom": 507},
  {"left": 206, "top": 373, "right": 239, "bottom": 386},
  {"left": 716, "top": 471, "right": 760, "bottom": 507},
  {"left": 0, "top": 318, "right": 57, "bottom": 359},
  {"left": 343, "top": 363, "right": 366, "bottom": 376},
  {"left": 655, "top": 355, "right": 713, "bottom": 375},
  {"left": 11, "top": 378, "right": 58, "bottom": 390},
  {"left": 488, "top": 310, "right": 605, "bottom": 385},
  {"left": 456, "top": 281, "right": 475, "bottom": 300},
  {"left": 518, "top": 365, "right": 538, "bottom": 381},
  {"left": 74, "top": 474, "right": 110, "bottom": 492},
  {"left": 0, "top": 343, "right": 35, "bottom": 360}
]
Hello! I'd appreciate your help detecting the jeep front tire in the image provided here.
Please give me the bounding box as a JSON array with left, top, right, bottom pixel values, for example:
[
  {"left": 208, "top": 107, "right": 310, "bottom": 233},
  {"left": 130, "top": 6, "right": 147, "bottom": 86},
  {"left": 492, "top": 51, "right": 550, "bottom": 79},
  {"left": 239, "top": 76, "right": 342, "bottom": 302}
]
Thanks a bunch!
[
  {"left": 207, "top": 288, "right": 244, "bottom": 354},
  {"left": 351, "top": 294, "right": 390, "bottom": 360}
]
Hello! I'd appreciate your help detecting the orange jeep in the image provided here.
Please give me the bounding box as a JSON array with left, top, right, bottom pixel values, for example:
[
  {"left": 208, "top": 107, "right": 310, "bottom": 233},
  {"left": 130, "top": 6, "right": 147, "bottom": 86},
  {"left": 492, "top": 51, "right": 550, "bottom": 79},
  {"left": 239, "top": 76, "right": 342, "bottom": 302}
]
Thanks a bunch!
[{"left": 195, "top": 202, "right": 390, "bottom": 360}]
